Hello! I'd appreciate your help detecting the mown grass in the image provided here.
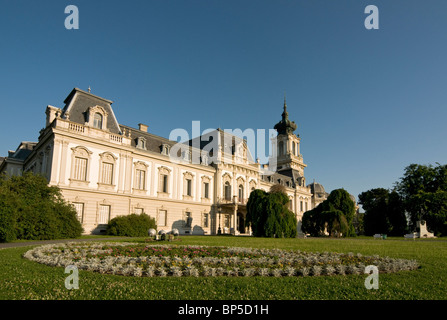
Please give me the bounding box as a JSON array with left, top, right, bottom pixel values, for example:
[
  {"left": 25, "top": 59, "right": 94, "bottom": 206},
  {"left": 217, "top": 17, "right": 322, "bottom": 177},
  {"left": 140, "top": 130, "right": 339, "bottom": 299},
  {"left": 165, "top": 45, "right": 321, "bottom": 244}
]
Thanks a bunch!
[{"left": 0, "top": 236, "right": 446, "bottom": 300}]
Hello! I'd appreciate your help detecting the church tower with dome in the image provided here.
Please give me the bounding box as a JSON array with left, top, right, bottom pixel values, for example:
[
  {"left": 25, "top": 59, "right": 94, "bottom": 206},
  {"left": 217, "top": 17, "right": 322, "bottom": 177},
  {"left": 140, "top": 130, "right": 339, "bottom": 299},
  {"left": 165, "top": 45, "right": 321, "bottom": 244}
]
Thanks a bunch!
[{"left": 272, "top": 96, "right": 308, "bottom": 188}]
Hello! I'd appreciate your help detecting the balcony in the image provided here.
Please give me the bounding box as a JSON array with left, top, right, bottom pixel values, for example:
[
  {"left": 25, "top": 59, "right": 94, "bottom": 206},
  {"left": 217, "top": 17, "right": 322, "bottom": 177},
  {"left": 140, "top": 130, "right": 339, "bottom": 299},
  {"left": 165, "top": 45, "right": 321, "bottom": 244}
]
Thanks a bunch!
[
  {"left": 217, "top": 196, "right": 247, "bottom": 206},
  {"left": 53, "top": 118, "right": 131, "bottom": 146}
]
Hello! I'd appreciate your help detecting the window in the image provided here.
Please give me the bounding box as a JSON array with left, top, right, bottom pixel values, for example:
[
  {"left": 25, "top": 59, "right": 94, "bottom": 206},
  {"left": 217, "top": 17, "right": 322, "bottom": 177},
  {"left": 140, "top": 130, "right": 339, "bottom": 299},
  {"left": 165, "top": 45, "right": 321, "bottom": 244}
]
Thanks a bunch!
[
  {"left": 73, "top": 203, "right": 84, "bottom": 223},
  {"left": 292, "top": 142, "right": 296, "bottom": 156},
  {"left": 158, "top": 166, "right": 171, "bottom": 194},
  {"left": 186, "top": 179, "right": 192, "bottom": 196},
  {"left": 136, "top": 137, "right": 147, "bottom": 150},
  {"left": 135, "top": 169, "right": 146, "bottom": 190},
  {"left": 238, "top": 185, "right": 244, "bottom": 202},
  {"left": 203, "top": 182, "right": 209, "bottom": 199},
  {"left": 158, "top": 210, "right": 167, "bottom": 226},
  {"left": 203, "top": 213, "right": 209, "bottom": 228},
  {"left": 162, "top": 174, "right": 168, "bottom": 193},
  {"left": 201, "top": 154, "right": 208, "bottom": 165},
  {"left": 224, "top": 214, "right": 230, "bottom": 228},
  {"left": 278, "top": 141, "right": 284, "bottom": 156},
  {"left": 101, "top": 162, "right": 113, "bottom": 185},
  {"left": 224, "top": 182, "right": 231, "bottom": 201},
  {"left": 305, "top": 202, "right": 308, "bottom": 212},
  {"left": 73, "top": 157, "right": 88, "bottom": 181},
  {"left": 99, "top": 205, "right": 110, "bottom": 224},
  {"left": 300, "top": 201, "right": 303, "bottom": 212},
  {"left": 93, "top": 113, "right": 103, "bottom": 129},
  {"left": 135, "top": 208, "right": 144, "bottom": 215},
  {"left": 161, "top": 144, "right": 170, "bottom": 156}
]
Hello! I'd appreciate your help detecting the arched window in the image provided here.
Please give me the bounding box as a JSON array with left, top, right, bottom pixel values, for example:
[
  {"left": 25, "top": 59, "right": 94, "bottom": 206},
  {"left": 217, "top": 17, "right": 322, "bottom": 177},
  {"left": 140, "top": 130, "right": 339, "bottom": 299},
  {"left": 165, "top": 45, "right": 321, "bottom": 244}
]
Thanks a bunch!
[
  {"left": 238, "top": 184, "right": 244, "bottom": 202},
  {"left": 93, "top": 113, "right": 103, "bottom": 129},
  {"left": 292, "top": 142, "right": 296, "bottom": 156},
  {"left": 278, "top": 141, "right": 284, "bottom": 156},
  {"left": 224, "top": 181, "right": 231, "bottom": 201}
]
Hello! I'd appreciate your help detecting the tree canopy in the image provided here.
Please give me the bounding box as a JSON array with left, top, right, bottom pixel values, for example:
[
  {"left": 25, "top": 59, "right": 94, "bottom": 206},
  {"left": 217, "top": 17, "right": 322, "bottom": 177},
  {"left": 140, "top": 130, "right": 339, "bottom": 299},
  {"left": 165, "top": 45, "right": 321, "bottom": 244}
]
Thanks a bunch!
[
  {"left": 359, "top": 163, "right": 447, "bottom": 237},
  {"left": 358, "top": 188, "right": 407, "bottom": 236},
  {"left": 301, "top": 188, "right": 356, "bottom": 237},
  {"left": 246, "top": 185, "right": 297, "bottom": 238},
  {"left": 0, "top": 172, "right": 83, "bottom": 242}
]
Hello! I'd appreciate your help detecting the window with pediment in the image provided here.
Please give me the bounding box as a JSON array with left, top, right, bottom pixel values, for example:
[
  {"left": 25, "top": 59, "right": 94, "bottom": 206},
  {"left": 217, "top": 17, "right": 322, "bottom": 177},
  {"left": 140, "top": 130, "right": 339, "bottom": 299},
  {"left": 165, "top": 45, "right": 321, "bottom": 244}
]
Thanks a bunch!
[
  {"left": 201, "top": 176, "right": 211, "bottom": 199},
  {"left": 98, "top": 152, "right": 117, "bottom": 186},
  {"left": 161, "top": 144, "right": 170, "bottom": 156},
  {"left": 134, "top": 161, "right": 148, "bottom": 190},
  {"left": 70, "top": 146, "right": 92, "bottom": 182},
  {"left": 136, "top": 137, "right": 147, "bottom": 150},
  {"left": 222, "top": 173, "right": 232, "bottom": 201},
  {"left": 158, "top": 166, "right": 171, "bottom": 194},
  {"left": 87, "top": 106, "right": 108, "bottom": 130},
  {"left": 183, "top": 171, "right": 194, "bottom": 198}
]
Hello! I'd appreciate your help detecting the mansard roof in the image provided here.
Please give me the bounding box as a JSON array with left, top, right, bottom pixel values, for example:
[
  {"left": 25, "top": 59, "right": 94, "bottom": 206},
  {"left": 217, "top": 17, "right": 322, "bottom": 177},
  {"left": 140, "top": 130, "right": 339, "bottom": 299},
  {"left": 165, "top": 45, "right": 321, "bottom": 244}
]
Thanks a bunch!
[
  {"left": 61, "top": 88, "right": 122, "bottom": 135},
  {"left": 119, "top": 124, "right": 209, "bottom": 165},
  {"left": 120, "top": 124, "right": 177, "bottom": 154},
  {"left": 186, "top": 128, "right": 256, "bottom": 163},
  {"left": 261, "top": 172, "right": 295, "bottom": 188},
  {"left": 7, "top": 142, "right": 37, "bottom": 160}
]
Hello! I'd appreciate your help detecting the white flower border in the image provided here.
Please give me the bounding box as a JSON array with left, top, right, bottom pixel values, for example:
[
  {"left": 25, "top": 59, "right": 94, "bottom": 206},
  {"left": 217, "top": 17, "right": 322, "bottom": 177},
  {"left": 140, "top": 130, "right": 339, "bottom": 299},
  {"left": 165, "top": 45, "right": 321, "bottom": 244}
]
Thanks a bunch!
[{"left": 23, "top": 242, "right": 419, "bottom": 278}]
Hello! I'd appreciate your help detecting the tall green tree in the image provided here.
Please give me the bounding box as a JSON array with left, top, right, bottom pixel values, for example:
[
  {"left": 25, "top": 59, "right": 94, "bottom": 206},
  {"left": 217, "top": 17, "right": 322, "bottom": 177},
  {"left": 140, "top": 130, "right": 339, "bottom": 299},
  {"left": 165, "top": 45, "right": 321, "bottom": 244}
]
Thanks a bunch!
[
  {"left": 358, "top": 188, "right": 407, "bottom": 236},
  {"left": 246, "top": 186, "right": 297, "bottom": 238},
  {"left": 394, "top": 163, "right": 447, "bottom": 235},
  {"left": 301, "top": 188, "right": 356, "bottom": 237}
]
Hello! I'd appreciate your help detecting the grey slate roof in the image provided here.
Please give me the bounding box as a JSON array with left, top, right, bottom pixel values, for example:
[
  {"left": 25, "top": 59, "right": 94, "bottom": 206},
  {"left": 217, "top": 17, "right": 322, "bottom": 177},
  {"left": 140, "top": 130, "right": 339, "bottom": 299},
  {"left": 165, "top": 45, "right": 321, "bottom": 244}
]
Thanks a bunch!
[
  {"left": 8, "top": 142, "right": 37, "bottom": 160},
  {"left": 119, "top": 124, "right": 208, "bottom": 165},
  {"left": 61, "top": 88, "right": 122, "bottom": 135},
  {"left": 261, "top": 172, "right": 295, "bottom": 188}
]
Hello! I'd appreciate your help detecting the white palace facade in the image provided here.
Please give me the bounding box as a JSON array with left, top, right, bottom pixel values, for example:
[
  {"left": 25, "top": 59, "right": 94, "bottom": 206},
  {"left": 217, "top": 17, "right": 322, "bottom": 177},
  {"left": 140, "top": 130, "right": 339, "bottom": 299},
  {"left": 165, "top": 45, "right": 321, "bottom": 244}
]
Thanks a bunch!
[{"left": 0, "top": 88, "right": 327, "bottom": 235}]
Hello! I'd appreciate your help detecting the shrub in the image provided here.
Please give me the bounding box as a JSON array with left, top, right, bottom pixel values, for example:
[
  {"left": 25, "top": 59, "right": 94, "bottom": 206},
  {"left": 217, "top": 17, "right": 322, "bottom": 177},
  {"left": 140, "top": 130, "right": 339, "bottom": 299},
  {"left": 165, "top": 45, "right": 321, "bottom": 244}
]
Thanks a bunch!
[
  {"left": 106, "top": 213, "right": 156, "bottom": 237},
  {"left": 0, "top": 172, "right": 83, "bottom": 242},
  {"left": 0, "top": 193, "right": 16, "bottom": 242}
]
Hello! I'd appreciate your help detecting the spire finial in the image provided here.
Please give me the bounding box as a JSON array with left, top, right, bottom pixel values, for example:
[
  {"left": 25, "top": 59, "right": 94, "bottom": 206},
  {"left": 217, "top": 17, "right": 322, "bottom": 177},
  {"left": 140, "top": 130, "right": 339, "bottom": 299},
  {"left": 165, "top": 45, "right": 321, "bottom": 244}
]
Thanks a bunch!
[
  {"left": 284, "top": 91, "right": 287, "bottom": 111},
  {"left": 88, "top": 86, "right": 91, "bottom": 93}
]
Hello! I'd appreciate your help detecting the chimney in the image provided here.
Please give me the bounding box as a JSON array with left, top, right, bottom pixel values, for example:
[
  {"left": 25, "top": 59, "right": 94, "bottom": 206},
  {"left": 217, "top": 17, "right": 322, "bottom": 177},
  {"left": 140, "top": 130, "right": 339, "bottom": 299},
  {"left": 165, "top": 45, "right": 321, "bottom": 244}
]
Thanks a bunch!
[
  {"left": 45, "top": 105, "right": 60, "bottom": 127},
  {"left": 138, "top": 123, "right": 148, "bottom": 132}
]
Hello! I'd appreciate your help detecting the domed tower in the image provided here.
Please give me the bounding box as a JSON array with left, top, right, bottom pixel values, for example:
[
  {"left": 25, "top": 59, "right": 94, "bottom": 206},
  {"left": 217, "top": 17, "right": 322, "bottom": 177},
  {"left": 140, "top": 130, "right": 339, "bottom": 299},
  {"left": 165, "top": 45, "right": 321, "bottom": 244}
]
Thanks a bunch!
[
  {"left": 271, "top": 96, "right": 307, "bottom": 187},
  {"left": 308, "top": 181, "right": 329, "bottom": 209}
]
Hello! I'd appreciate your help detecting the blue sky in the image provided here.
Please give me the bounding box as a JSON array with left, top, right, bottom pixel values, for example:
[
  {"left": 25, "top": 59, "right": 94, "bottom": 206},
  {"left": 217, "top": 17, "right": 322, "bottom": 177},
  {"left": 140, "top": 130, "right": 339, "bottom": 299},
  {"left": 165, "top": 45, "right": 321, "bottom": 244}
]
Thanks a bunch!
[{"left": 1, "top": 0, "right": 447, "bottom": 202}]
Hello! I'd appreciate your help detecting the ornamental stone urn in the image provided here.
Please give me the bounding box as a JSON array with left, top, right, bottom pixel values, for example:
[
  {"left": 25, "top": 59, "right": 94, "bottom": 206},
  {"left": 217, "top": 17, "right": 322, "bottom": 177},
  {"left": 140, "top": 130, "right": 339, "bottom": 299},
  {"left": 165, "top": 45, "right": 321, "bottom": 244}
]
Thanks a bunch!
[{"left": 148, "top": 228, "right": 157, "bottom": 237}]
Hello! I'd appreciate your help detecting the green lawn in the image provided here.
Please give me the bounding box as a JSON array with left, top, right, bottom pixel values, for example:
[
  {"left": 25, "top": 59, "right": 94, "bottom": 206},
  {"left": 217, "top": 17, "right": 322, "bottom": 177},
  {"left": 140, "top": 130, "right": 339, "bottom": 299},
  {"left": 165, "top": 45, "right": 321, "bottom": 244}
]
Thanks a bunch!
[{"left": 0, "top": 236, "right": 446, "bottom": 300}]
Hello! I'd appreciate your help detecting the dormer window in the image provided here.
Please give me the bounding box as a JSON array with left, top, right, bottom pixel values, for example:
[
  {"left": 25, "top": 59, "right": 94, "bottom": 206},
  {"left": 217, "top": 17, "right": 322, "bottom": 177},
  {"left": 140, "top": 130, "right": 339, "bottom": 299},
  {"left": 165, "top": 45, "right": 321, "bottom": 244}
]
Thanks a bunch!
[
  {"left": 87, "top": 106, "right": 108, "bottom": 130},
  {"left": 161, "top": 144, "right": 170, "bottom": 156},
  {"left": 136, "top": 137, "right": 147, "bottom": 150},
  {"left": 182, "top": 150, "right": 191, "bottom": 161},
  {"left": 93, "top": 113, "right": 103, "bottom": 129},
  {"left": 201, "top": 154, "right": 209, "bottom": 166}
]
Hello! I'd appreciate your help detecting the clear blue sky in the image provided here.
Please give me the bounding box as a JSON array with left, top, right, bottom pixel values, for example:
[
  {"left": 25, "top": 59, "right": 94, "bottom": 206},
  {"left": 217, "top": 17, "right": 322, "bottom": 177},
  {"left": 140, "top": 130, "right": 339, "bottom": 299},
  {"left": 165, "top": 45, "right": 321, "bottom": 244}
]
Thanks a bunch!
[{"left": 1, "top": 0, "right": 447, "bottom": 202}]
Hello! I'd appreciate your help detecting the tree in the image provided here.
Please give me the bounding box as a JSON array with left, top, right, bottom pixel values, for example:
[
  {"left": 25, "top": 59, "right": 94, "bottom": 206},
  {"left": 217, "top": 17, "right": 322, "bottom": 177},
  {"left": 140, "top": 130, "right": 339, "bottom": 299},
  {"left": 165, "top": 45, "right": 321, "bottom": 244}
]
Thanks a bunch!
[
  {"left": 301, "top": 188, "right": 356, "bottom": 237},
  {"left": 358, "top": 188, "right": 407, "bottom": 236},
  {"left": 246, "top": 186, "right": 297, "bottom": 238},
  {"left": 394, "top": 163, "right": 447, "bottom": 235},
  {"left": 0, "top": 172, "right": 83, "bottom": 242}
]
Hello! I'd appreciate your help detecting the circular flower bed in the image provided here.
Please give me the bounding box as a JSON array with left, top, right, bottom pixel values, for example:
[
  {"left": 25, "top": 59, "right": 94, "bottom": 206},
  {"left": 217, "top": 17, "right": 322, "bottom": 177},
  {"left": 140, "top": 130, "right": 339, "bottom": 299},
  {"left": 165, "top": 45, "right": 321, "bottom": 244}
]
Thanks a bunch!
[{"left": 23, "top": 242, "right": 419, "bottom": 277}]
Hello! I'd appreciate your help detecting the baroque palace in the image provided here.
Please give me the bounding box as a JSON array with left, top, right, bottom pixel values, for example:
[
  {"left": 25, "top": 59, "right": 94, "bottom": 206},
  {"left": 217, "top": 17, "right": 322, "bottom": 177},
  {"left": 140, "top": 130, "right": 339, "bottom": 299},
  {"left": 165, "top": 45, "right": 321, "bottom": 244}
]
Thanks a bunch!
[{"left": 0, "top": 88, "right": 329, "bottom": 235}]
